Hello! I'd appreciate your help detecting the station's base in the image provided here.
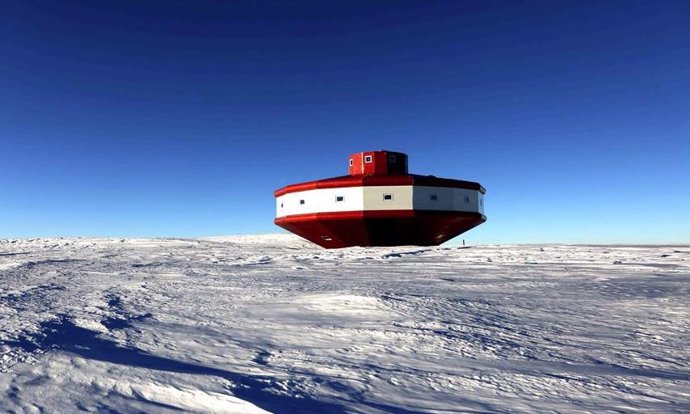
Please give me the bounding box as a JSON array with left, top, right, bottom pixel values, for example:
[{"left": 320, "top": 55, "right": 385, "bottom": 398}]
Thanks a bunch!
[{"left": 275, "top": 210, "right": 486, "bottom": 248}]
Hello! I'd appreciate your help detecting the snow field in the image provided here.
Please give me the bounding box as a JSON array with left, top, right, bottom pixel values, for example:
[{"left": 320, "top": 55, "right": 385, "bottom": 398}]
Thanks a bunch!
[{"left": 0, "top": 236, "right": 688, "bottom": 413}]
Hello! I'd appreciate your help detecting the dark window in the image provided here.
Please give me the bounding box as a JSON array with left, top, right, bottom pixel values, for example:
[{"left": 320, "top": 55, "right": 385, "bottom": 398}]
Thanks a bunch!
[
  {"left": 280, "top": 203, "right": 284, "bottom": 208},
  {"left": 388, "top": 155, "right": 396, "bottom": 163},
  {"left": 349, "top": 159, "right": 353, "bottom": 166},
  {"left": 300, "top": 199, "right": 305, "bottom": 205},
  {"left": 464, "top": 196, "right": 470, "bottom": 203},
  {"left": 430, "top": 195, "right": 438, "bottom": 201},
  {"left": 335, "top": 196, "right": 344, "bottom": 202},
  {"left": 383, "top": 194, "right": 393, "bottom": 201},
  {"left": 364, "top": 155, "right": 373, "bottom": 163}
]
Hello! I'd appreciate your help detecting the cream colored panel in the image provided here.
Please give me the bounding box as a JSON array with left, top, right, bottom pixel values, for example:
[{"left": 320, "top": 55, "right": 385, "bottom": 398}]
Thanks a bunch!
[{"left": 362, "top": 186, "right": 413, "bottom": 210}]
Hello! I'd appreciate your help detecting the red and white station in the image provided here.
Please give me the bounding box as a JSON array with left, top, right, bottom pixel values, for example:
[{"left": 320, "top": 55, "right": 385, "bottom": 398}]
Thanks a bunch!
[{"left": 274, "top": 150, "right": 486, "bottom": 248}]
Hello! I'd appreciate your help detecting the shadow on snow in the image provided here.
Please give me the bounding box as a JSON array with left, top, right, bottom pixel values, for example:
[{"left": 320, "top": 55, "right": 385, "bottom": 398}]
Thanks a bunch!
[{"left": 6, "top": 315, "right": 350, "bottom": 414}]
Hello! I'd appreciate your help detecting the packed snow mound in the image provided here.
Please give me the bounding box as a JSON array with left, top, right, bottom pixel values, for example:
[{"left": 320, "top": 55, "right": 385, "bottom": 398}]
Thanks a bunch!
[{"left": 1, "top": 238, "right": 689, "bottom": 413}]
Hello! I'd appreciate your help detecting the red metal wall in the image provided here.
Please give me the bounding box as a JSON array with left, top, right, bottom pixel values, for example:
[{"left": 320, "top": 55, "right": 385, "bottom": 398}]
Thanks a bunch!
[{"left": 347, "top": 150, "right": 409, "bottom": 176}]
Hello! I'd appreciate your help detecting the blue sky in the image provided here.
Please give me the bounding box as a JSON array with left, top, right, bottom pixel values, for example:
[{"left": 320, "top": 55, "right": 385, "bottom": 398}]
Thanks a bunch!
[{"left": 1, "top": 1, "right": 689, "bottom": 243}]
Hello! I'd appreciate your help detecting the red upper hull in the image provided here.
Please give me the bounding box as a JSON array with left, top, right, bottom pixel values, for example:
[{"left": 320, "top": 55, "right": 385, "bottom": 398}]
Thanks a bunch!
[
  {"left": 274, "top": 174, "right": 485, "bottom": 197},
  {"left": 275, "top": 210, "right": 486, "bottom": 248}
]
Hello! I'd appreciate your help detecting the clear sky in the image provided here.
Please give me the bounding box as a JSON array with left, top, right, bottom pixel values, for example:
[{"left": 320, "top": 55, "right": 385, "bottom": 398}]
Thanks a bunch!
[{"left": 2, "top": 1, "right": 689, "bottom": 243}]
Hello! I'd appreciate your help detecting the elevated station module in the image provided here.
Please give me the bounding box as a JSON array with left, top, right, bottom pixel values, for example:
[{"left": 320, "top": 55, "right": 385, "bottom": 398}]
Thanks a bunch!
[{"left": 274, "top": 150, "right": 486, "bottom": 248}]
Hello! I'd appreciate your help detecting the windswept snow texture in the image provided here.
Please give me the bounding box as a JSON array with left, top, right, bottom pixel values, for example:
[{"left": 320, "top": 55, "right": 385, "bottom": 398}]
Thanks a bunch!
[{"left": 1, "top": 236, "right": 689, "bottom": 413}]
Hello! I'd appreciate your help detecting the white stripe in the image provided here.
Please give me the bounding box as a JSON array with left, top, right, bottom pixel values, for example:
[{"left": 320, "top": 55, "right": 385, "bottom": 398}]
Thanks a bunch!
[{"left": 276, "top": 186, "right": 484, "bottom": 218}]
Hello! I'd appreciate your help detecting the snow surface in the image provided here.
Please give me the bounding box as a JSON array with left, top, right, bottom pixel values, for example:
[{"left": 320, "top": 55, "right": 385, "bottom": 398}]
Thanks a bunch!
[{"left": 1, "top": 235, "right": 688, "bottom": 413}]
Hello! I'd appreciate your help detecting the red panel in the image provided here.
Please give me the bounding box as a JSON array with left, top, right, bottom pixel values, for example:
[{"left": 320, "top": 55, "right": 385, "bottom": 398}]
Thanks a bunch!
[
  {"left": 348, "top": 153, "right": 363, "bottom": 176},
  {"left": 276, "top": 176, "right": 357, "bottom": 197},
  {"left": 361, "top": 151, "right": 376, "bottom": 175},
  {"left": 411, "top": 175, "right": 486, "bottom": 193},
  {"left": 346, "top": 150, "right": 409, "bottom": 177},
  {"left": 275, "top": 210, "right": 486, "bottom": 248},
  {"left": 372, "top": 151, "right": 387, "bottom": 175},
  {"left": 385, "top": 152, "right": 408, "bottom": 175}
]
